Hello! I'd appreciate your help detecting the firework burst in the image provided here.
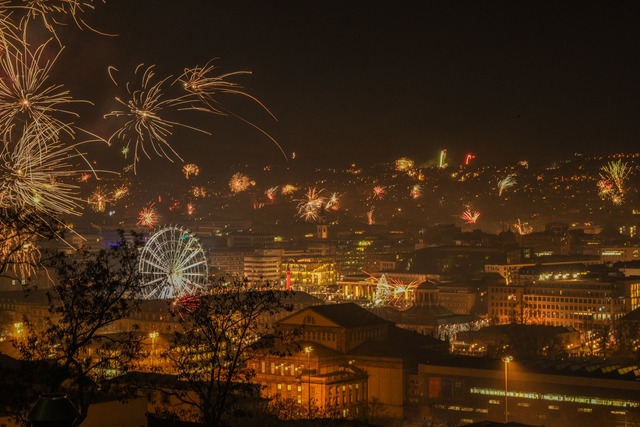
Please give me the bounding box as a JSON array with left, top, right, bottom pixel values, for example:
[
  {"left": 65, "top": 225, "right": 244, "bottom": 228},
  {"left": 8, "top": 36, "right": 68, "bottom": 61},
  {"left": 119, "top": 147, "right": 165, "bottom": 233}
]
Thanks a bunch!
[
  {"left": 0, "top": 209, "right": 45, "bottom": 279},
  {"left": 460, "top": 206, "right": 480, "bottom": 224},
  {"left": 395, "top": 157, "right": 414, "bottom": 172},
  {"left": 137, "top": 203, "right": 160, "bottom": 229},
  {"left": 0, "top": 124, "right": 91, "bottom": 216},
  {"left": 598, "top": 159, "right": 632, "bottom": 204},
  {"left": 497, "top": 175, "right": 517, "bottom": 196},
  {"left": 228, "top": 172, "right": 253, "bottom": 193},
  {"left": 88, "top": 186, "right": 108, "bottom": 212},
  {"left": 296, "top": 187, "right": 325, "bottom": 223},
  {"left": 410, "top": 184, "right": 421, "bottom": 199},
  {"left": 182, "top": 163, "right": 199, "bottom": 179},
  {"left": 281, "top": 184, "right": 297, "bottom": 195},
  {"left": 104, "top": 64, "right": 210, "bottom": 173},
  {"left": 0, "top": 37, "right": 89, "bottom": 140},
  {"left": 191, "top": 186, "right": 206, "bottom": 198},
  {"left": 373, "top": 185, "right": 386, "bottom": 200}
]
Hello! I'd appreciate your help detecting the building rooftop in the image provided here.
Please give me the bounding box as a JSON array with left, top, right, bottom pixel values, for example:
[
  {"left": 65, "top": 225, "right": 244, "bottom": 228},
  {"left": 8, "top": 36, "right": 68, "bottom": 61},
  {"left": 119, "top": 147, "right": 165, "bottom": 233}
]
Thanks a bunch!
[{"left": 305, "top": 303, "right": 391, "bottom": 328}]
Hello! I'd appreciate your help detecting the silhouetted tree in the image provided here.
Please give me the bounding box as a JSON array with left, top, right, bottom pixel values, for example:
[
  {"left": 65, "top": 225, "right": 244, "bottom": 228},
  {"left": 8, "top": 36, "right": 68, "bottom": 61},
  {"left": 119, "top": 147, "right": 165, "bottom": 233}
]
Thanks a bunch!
[
  {"left": 160, "top": 277, "right": 294, "bottom": 426},
  {"left": 13, "top": 232, "right": 143, "bottom": 426},
  {"left": 0, "top": 208, "right": 62, "bottom": 281}
]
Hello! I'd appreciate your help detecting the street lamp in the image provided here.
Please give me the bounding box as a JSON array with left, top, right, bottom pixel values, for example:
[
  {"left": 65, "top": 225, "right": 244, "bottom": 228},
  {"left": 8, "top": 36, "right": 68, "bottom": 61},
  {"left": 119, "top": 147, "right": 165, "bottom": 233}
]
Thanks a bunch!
[
  {"left": 503, "top": 356, "right": 513, "bottom": 423},
  {"left": 149, "top": 331, "right": 159, "bottom": 368},
  {"left": 305, "top": 346, "right": 313, "bottom": 415}
]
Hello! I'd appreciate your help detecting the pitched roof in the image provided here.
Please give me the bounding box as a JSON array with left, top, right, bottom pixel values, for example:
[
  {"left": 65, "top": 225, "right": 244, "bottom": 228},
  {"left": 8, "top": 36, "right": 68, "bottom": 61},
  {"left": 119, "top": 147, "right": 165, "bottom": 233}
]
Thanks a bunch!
[{"left": 307, "top": 303, "right": 391, "bottom": 328}]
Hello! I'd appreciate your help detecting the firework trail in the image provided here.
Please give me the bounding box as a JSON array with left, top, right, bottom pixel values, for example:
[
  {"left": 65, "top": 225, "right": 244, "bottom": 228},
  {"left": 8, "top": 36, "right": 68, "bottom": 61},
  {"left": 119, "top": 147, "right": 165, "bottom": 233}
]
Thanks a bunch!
[
  {"left": 15, "top": 0, "right": 112, "bottom": 44},
  {"left": 514, "top": 219, "right": 533, "bottom": 235},
  {"left": 439, "top": 149, "right": 447, "bottom": 168},
  {"left": 177, "top": 59, "right": 286, "bottom": 160},
  {"left": 112, "top": 184, "right": 128, "bottom": 200},
  {"left": 266, "top": 186, "right": 278, "bottom": 202},
  {"left": 104, "top": 64, "right": 210, "bottom": 173},
  {"left": 497, "top": 175, "right": 516, "bottom": 196},
  {"left": 137, "top": 203, "right": 160, "bottom": 229}
]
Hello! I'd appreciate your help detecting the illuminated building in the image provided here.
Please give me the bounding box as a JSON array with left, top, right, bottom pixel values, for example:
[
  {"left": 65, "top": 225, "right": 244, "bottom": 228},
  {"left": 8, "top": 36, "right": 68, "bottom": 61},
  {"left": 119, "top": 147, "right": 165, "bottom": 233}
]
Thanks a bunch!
[
  {"left": 336, "top": 274, "right": 378, "bottom": 301},
  {"left": 600, "top": 246, "right": 640, "bottom": 263},
  {"left": 279, "top": 256, "right": 337, "bottom": 291},
  {"left": 488, "top": 278, "right": 639, "bottom": 328},
  {"left": 450, "top": 324, "right": 581, "bottom": 357},
  {"left": 417, "top": 356, "right": 640, "bottom": 427},
  {"left": 244, "top": 250, "right": 282, "bottom": 284},
  {"left": 252, "top": 303, "right": 448, "bottom": 422},
  {"left": 485, "top": 255, "right": 600, "bottom": 284}
]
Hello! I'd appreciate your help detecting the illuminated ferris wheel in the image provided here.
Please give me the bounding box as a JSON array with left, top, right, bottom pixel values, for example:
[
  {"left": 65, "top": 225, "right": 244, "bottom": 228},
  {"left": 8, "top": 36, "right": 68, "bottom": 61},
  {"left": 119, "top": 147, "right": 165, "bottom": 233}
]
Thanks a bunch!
[{"left": 138, "top": 225, "right": 209, "bottom": 300}]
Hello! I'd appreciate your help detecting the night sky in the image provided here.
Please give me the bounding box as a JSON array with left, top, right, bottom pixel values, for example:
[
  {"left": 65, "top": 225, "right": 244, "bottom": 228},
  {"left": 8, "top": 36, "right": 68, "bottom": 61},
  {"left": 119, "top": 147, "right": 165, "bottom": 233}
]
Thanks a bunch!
[{"left": 63, "top": 1, "right": 640, "bottom": 170}]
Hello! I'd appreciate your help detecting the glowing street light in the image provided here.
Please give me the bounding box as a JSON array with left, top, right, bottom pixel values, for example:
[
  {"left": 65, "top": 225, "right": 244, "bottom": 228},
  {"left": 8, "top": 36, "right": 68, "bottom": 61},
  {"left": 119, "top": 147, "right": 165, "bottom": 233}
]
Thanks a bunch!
[
  {"left": 305, "top": 346, "right": 313, "bottom": 415},
  {"left": 503, "top": 356, "right": 513, "bottom": 423},
  {"left": 149, "top": 331, "right": 159, "bottom": 368},
  {"left": 14, "top": 322, "right": 23, "bottom": 340}
]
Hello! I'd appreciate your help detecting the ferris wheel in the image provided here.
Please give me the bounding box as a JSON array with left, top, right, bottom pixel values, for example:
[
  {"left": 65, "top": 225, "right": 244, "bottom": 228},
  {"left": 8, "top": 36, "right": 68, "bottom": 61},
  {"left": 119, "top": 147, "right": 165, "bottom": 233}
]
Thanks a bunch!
[{"left": 138, "top": 225, "right": 209, "bottom": 300}]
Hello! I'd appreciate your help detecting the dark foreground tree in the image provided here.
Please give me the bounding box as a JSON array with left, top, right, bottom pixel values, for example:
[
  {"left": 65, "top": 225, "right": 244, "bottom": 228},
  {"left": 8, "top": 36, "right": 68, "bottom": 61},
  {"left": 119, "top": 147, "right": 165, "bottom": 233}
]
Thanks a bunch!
[
  {"left": 13, "top": 232, "right": 143, "bottom": 426},
  {"left": 0, "top": 207, "right": 63, "bottom": 281},
  {"left": 161, "top": 277, "right": 295, "bottom": 426}
]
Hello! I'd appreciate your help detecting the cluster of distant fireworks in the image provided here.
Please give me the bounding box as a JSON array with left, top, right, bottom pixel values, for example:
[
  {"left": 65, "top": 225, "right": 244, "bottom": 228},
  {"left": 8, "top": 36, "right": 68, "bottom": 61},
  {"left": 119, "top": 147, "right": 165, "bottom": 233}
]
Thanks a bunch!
[
  {"left": 0, "top": 1, "right": 287, "bottom": 277},
  {"left": 294, "top": 187, "right": 340, "bottom": 223},
  {"left": 1, "top": 0, "right": 638, "bottom": 281},
  {"left": 597, "top": 159, "right": 631, "bottom": 205}
]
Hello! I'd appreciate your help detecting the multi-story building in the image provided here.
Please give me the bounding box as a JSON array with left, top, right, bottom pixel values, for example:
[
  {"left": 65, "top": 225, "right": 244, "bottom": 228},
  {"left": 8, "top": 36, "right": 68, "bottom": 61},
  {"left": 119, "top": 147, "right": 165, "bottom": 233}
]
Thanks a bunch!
[
  {"left": 252, "top": 303, "right": 448, "bottom": 423},
  {"left": 417, "top": 356, "right": 640, "bottom": 427},
  {"left": 209, "top": 248, "right": 251, "bottom": 276},
  {"left": 600, "top": 246, "right": 640, "bottom": 263},
  {"left": 488, "top": 278, "right": 640, "bottom": 328},
  {"left": 244, "top": 250, "right": 282, "bottom": 285},
  {"left": 280, "top": 256, "right": 338, "bottom": 291}
]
